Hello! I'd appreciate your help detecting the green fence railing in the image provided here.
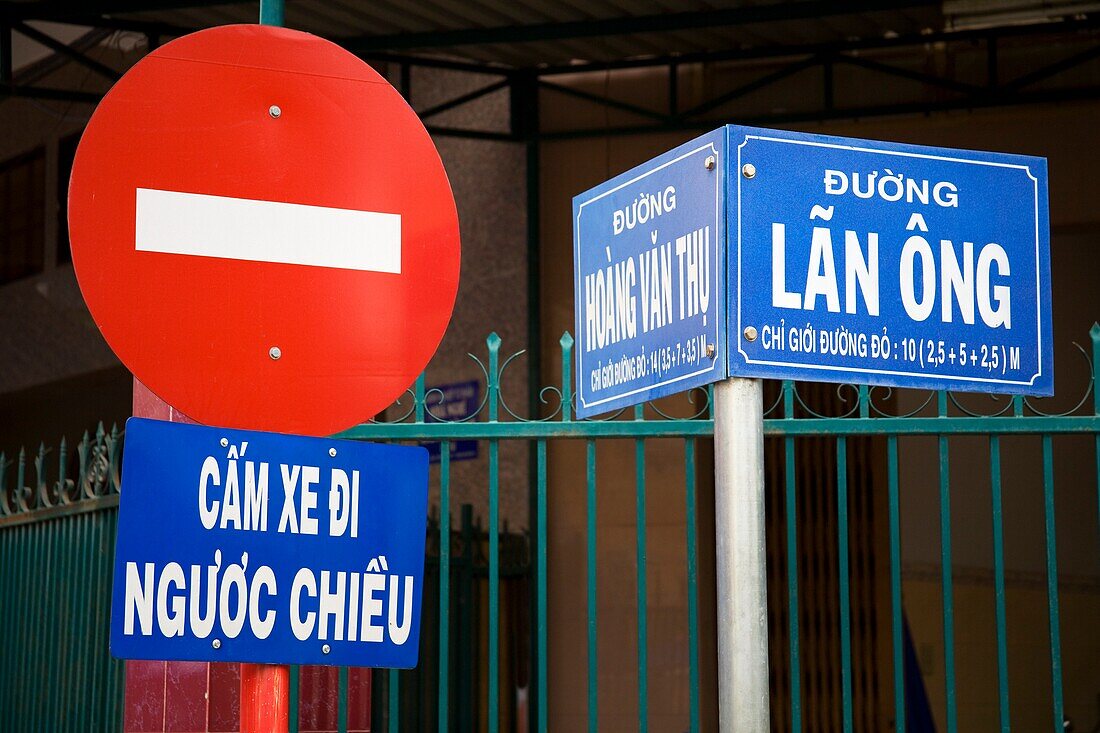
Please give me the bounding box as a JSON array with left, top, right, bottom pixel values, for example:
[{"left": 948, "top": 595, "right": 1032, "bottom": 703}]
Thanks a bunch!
[
  {"left": 2, "top": 325, "right": 1098, "bottom": 731},
  {"left": 0, "top": 424, "right": 124, "bottom": 732}
]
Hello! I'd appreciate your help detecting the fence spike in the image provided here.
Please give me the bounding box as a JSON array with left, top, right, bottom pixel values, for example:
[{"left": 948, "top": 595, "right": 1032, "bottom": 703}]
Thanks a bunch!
[
  {"left": 415, "top": 373, "right": 426, "bottom": 423},
  {"left": 0, "top": 451, "right": 8, "bottom": 516},
  {"left": 58, "top": 437, "right": 69, "bottom": 503},
  {"left": 36, "top": 442, "right": 51, "bottom": 508},
  {"left": 487, "top": 332, "right": 501, "bottom": 423},
  {"left": 561, "top": 331, "right": 574, "bottom": 422}
]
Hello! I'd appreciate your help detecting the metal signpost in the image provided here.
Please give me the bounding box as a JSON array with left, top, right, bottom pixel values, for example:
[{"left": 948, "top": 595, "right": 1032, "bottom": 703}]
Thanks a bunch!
[{"left": 574, "top": 125, "right": 1051, "bottom": 731}]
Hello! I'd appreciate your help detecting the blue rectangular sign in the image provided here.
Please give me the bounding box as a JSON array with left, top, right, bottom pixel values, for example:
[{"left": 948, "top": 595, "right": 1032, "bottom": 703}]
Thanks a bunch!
[
  {"left": 573, "top": 129, "right": 727, "bottom": 418},
  {"left": 573, "top": 126, "right": 1052, "bottom": 415},
  {"left": 422, "top": 380, "right": 479, "bottom": 463},
  {"left": 731, "top": 126, "right": 1051, "bottom": 394},
  {"left": 110, "top": 418, "right": 429, "bottom": 668}
]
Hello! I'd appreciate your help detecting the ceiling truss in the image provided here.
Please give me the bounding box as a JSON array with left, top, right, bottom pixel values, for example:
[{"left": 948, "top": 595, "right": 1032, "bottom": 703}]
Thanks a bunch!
[{"left": 0, "top": 6, "right": 1098, "bottom": 142}]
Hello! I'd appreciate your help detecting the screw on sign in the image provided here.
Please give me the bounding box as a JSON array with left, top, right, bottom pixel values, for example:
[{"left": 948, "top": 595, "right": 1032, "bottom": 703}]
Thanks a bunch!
[{"left": 68, "top": 24, "right": 461, "bottom": 437}]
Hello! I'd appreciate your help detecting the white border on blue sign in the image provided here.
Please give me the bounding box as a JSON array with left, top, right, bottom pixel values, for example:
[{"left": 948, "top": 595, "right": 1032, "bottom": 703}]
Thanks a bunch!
[
  {"left": 735, "top": 134, "right": 1044, "bottom": 388},
  {"left": 576, "top": 142, "right": 723, "bottom": 411}
]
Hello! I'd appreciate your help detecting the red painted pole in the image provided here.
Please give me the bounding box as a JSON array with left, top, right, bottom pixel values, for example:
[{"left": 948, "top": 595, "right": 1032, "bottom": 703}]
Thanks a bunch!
[
  {"left": 240, "top": 663, "right": 290, "bottom": 733},
  {"left": 239, "top": 5, "right": 291, "bottom": 732}
]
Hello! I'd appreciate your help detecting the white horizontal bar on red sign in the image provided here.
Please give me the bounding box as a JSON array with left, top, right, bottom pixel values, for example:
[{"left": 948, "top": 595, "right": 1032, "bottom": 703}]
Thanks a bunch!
[{"left": 134, "top": 188, "right": 402, "bottom": 274}]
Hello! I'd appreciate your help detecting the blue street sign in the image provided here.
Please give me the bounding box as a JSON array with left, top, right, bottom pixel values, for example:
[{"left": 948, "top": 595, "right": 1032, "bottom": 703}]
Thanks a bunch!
[
  {"left": 732, "top": 126, "right": 1051, "bottom": 394},
  {"left": 573, "top": 129, "right": 727, "bottom": 418},
  {"left": 110, "top": 418, "right": 429, "bottom": 668},
  {"left": 422, "top": 380, "right": 479, "bottom": 463},
  {"left": 573, "top": 126, "right": 1052, "bottom": 415}
]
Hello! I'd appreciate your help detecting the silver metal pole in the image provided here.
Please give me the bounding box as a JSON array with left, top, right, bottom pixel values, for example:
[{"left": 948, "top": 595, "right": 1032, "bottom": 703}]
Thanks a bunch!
[{"left": 714, "top": 377, "right": 770, "bottom": 731}]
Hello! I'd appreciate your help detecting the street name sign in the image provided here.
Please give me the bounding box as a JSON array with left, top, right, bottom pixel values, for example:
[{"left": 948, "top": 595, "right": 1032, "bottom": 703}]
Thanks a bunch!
[
  {"left": 573, "top": 129, "right": 727, "bottom": 418},
  {"left": 68, "top": 25, "right": 461, "bottom": 437},
  {"left": 573, "top": 126, "right": 1051, "bottom": 417},
  {"left": 732, "top": 126, "right": 1051, "bottom": 394},
  {"left": 110, "top": 418, "right": 429, "bottom": 668}
]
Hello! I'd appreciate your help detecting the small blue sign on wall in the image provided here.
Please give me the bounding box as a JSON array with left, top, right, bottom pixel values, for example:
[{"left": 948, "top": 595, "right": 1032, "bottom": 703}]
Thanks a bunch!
[
  {"left": 110, "top": 418, "right": 429, "bottom": 668},
  {"left": 573, "top": 126, "right": 1052, "bottom": 416},
  {"left": 573, "top": 129, "right": 727, "bottom": 418},
  {"left": 423, "top": 380, "right": 479, "bottom": 463},
  {"left": 731, "top": 126, "right": 1051, "bottom": 394}
]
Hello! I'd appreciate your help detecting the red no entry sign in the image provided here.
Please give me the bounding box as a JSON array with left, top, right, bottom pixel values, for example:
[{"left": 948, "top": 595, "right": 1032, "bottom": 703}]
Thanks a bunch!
[{"left": 69, "top": 25, "right": 460, "bottom": 436}]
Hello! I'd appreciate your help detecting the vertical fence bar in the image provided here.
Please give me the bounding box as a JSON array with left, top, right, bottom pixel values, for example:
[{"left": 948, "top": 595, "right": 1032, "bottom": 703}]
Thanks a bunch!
[
  {"left": 439, "top": 441, "right": 451, "bottom": 733},
  {"left": 14, "top": 523, "right": 27, "bottom": 728},
  {"left": 288, "top": 666, "right": 299, "bottom": 733},
  {"left": 45, "top": 508, "right": 61, "bottom": 726},
  {"left": 783, "top": 381, "right": 802, "bottom": 733},
  {"left": 586, "top": 438, "right": 598, "bottom": 733},
  {"left": 684, "top": 438, "right": 700, "bottom": 733},
  {"left": 0, "top": 529, "right": 8, "bottom": 732},
  {"left": 88, "top": 514, "right": 106, "bottom": 731},
  {"left": 487, "top": 334, "right": 501, "bottom": 733},
  {"left": 938, "top": 393, "right": 958, "bottom": 733},
  {"left": 388, "top": 670, "right": 400, "bottom": 733},
  {"left": 887, "top": 437, "right": 905, "bottom": 733},
  {"left": 107, "top": 509, "right": 124, "bottom": 729},
  {"left": 1091, "top": 324, "right": 1100, "bottom": 558},
  {"left": 537, "top": 439, "right": 548, "bottom": 733},
  {"left": 634, "top": 405, "right": 648, "bottom": 733},
  {"left": 1042, "top": 436, "right": 1064, "bottom": 731},
  {"left": 5, "top": 524, "right": 14, "bottom": 730},
  {"left": 25, "top": 517, "right": 38, "bottom": 731},
  {"left": 43, "top": 511, "right": 59, "bottom": 730},
  {"left": 75, "top": 514, "right": 93, "bottom": 733},
  {"left": 42, "top": 498, "right": 53, "bottom": 733},
  {"left": 87, "top": 514, "right": 101, "bottom": 730},
  {"left": 989, "top": 437, "right": 1011, "bottom": 732},
  {"left": 837, "top": 436, "right": 854, "bottom": 733},
  {"left": 60, "top": 509, "right": 76, "bottom": 726},
  {"left": 337, "top": 667, "right": 348, "bottom": 733}
]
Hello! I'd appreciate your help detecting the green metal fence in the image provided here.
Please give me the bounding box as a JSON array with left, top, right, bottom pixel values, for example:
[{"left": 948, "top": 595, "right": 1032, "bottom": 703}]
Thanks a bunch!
[
  {"left": 0, "top": 425, "right": 125, "bottom": 731},
  {"left": 1, "top": 326, "right": 1098, "bottom": 731}
]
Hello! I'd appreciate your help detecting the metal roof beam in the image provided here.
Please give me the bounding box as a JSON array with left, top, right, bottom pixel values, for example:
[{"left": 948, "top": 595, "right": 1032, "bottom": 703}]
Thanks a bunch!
[
  {"left": 10, "top": 20, "right": 120, "bottom": 81},
  {"left": 417, "top": 78, "right": 509, "bottom": 120},
  {"left": 537, "top": 84, "right": 1100, "bottom": 140},
  {"left": 1001, "top": 41, "right": 1100, "bottom": 91},
  {"left": 343, "top": 0, "right": 939, "bottom": 53},
  {"left": 538, "top": 79, "right": 668, "bottom": 123},
  {"left": 680, "top": 55, "right": 820, "bottom": 118},
  {"left": 0, "top": 83, "right": 100, "bottom": 103},
  {"left": 352, "top": 50, "right": 514, "bottom": 76},
  {"left": 0, "top": 1, "right": 201, "bottom": 37},
  {"left": 533, "top": 15, "right": 1100, "bottom": 76},
  {"left": 0, "top": 0, "right": 238, "bottom": 21},
  {"left": 833, "top": 53, "right": 983, "bottom": 95}
]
